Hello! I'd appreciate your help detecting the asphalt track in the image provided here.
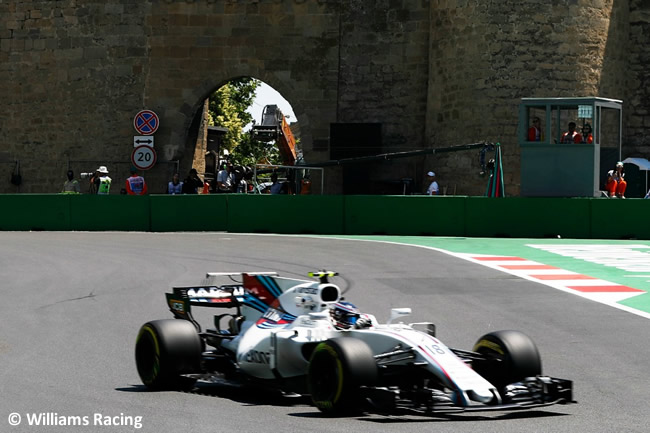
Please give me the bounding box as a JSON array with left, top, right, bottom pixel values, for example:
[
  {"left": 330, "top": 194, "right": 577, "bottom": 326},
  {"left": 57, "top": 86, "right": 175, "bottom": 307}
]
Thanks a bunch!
[{"left": 1, "top": 232, "right": 649, "bottom": 433}]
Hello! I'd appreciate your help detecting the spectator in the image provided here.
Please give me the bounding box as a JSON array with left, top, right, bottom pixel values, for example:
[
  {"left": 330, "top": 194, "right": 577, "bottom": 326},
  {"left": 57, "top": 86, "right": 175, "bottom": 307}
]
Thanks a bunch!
[
  {"left": 527, "top": 117, "right": 542, "bottom": 141},
  {"left": 605, "top": 162, "right": 627, "bottom": 198},
  {"left": 425, "top": 171, "right": 439, "bottom": 195},
  {"left": 125, "top": 167, "right": 148, "bottom": 195},
  {"left": 235, "top": 167, "right": 250, "bottom": 193},
  {"left": 270, "top": 172, "right": 284, "bottom": 194},
  {"left": 62, "top": 169, "right": 80, "bottom": 194},
  {"left": 182, "top": 168, "right": 204, "bottom": 194},
  {"left": 88, "top": 169, "right": 100, "bottom": 194},
  {"left": 95, "top": 166, "right": 112, "bottom": 195},
  {"left": 167, "top": 173, "right": 183, "bottom": 195},
  {"left": 202, "top": 181, "right": 210, "bottom": 194},
  {"left": 560, "top": 122, "right": 582, "bottom": 144},
  {"left": 216, "top": 162, "right": 235, "bottom": 193},
  {"left": 300, "top": 173, "right": 312, "bottom": 195},
  {"left": 605, "top": 170, "right": 617, "bottom": 197},
  {"left": 613, "top": 161, "right": 627, "bottom": 198},
  {"left": 581, "top": 123, "right": 593, "bottom": 144}
]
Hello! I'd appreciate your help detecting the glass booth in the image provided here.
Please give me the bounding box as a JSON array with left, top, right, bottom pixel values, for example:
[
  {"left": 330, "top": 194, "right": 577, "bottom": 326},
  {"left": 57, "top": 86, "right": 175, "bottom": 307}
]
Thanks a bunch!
[{"left": 519, "top": 97, "right": 622, "bottom": 197}]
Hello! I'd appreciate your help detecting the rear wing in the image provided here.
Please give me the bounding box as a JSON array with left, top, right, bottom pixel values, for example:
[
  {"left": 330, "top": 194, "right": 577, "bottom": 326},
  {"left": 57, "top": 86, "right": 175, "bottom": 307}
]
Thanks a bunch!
[
  {"left": 165, "top": 272, "right": 279, "bottom": 322},
  {"left": 164, "top": 271, "right": 330, "bottom": 326},
  {"left": 205, "top": 271, "right": 278, "bottom": 278}
]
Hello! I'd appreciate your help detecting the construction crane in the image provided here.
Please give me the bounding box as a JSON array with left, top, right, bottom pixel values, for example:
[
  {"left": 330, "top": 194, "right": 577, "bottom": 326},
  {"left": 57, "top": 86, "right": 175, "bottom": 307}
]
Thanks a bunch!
[{"left": 252, "top": 105, "right": 297, "bottom": 166}]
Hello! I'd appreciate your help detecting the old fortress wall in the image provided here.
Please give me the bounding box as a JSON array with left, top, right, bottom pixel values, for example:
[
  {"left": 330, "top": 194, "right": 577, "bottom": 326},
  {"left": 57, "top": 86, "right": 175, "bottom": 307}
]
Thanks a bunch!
[{"left": 1, "top": 0, "right": 648, "bottom": 194}]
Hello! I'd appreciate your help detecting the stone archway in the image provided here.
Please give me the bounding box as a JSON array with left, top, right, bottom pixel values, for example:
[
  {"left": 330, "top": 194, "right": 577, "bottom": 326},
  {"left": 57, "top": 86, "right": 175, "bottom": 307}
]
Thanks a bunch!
[{"left": 173, "top": 70, "right": 308, "bottom": 187}]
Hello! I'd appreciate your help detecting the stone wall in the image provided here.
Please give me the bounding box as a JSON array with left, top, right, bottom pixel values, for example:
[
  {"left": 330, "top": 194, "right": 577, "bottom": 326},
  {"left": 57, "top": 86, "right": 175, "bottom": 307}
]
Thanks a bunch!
[
  {"left": 427, "top": 0, "right": 631, "bottom": 196},
  {"left": 1, "top": 0, "right": 152, "bottom": 193},
  {"left": 0, "top": 0, "right": 342, "bottom": 193},
  {"left": 336, "top": 0, "right": 430, "bottom": 192},
  {"left": 626, "top": 0, "right": 650, "bottom": 154},
  {"left": 0, "top": 0, "right": 647, "bottom": 195}
]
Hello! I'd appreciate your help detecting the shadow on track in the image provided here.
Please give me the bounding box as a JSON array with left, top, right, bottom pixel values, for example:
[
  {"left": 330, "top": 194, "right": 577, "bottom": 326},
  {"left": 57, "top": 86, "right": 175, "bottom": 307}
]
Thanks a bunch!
[
  {"left": 116, "top": 381, "right": 311, "bottom": 408},
  {"left": 289, "top": 409, "right": 571, "bottom": 422},
  {"left": 117, "top": 383, "right": 570, "bottom": 423}
]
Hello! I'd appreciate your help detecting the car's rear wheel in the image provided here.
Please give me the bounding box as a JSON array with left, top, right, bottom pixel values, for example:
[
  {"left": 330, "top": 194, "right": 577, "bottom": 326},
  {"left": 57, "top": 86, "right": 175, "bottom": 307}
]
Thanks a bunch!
[
  {"left": 472, "top": 330, "right": 542, "bottom": 391},
  {"left": 308, "top": 337, "right": 377, "bottom": 416},
  {"left": 135, "top": 319, "right": 202, "bottom": 390}
]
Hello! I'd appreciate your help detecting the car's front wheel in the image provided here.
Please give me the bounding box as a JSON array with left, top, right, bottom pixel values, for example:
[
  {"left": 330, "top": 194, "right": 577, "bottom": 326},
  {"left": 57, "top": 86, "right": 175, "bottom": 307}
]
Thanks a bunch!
[
  {"left": 307, "top": 337, "right": 377, "bottom": 416},
  {"left": 472, "top": 330, "right": 542, "bottom": 391},
  {"left": 135, "top": 319, "right": 202, "bottom": 390}
]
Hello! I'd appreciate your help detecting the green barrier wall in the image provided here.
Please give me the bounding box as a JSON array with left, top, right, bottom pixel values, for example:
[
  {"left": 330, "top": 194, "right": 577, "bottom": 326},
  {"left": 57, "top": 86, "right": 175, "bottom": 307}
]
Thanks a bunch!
[
  {"left": 0, "top": 194, "right": 71, "bottom": 231},
  {"left": 464, "top": 197, "right": 592, "bottom": 238},
  {"left": 69, "top": 195, "right": 151, "bottom": 232},
  {"left": 227, "top": 195, "right": 344, "bottom": 234},
  {"left": 0, "top": 194, "right": 647, "bottom": 239},
  {"left": 590, "top": 199, "right": 650, "bottom": 240},
  {"left": 344, "top": 196, "right": 466, "bottom": 236},
  {"left": 150, "top": 195, "right": 228, "bottom": 232}
]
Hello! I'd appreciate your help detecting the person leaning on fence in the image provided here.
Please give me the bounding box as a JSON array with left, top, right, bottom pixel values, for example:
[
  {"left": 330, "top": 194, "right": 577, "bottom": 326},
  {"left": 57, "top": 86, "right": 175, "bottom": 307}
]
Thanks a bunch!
[
  {"left": 92, "top": 166, "right": 112, "bottom": 195},
  {"left": 62, "top": 169, "right": 80, "bottom": 194},
  {"left": 167, "top": 173, "right": 183, "bottom": 195},
  {"left": 216, "top": 162, "right": 235, "bottom": 193},
  {"left": 125, "top": 167, "right": 148, "bottom": 195},
  {"left": 425, "top": 171, "right": 439, "bottom": 195},
  {"left": 182, "top": 168, "right": 204, "bottom": 194}
]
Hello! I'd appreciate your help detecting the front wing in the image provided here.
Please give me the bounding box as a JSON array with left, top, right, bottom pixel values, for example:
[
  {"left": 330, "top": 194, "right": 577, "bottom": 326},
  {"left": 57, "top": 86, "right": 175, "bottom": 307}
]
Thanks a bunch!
[{"left": 361, "top": 376, "right": 574, "bottom": 415}]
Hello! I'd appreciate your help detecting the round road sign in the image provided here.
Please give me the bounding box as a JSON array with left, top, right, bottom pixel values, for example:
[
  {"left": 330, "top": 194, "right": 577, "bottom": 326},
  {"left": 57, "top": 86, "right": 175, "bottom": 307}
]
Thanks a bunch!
[
  {"left": 133, "top": 110, "right": 159, "bottom": 135},
  {"left": 131, "top": 145, "right": 157, "bottom": 170}
]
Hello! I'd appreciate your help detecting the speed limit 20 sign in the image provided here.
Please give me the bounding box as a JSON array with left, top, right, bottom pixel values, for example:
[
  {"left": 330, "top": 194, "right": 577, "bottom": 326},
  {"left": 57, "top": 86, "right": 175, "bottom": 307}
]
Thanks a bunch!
[{"left": 131, "top": 145, "right": 157, "bottom": 170}]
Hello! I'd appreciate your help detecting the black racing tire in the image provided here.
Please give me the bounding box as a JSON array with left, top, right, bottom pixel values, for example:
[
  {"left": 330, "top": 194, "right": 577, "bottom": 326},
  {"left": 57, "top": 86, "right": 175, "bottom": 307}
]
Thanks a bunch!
[
  {"left": 472, "top": 330, "right": 542, "bottom": 391},
  {"left": 135, "top": 319, "right": 202, "bottom": 390},
  {"left": 307, "top": 337, "right": 377, "bottom": 416}
]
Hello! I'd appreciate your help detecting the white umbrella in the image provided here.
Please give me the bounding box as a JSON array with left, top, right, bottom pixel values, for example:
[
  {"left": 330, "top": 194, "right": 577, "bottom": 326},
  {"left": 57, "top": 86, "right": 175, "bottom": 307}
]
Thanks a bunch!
[{"left": 622, "top": 157, "right": 650, "bottom": 193}]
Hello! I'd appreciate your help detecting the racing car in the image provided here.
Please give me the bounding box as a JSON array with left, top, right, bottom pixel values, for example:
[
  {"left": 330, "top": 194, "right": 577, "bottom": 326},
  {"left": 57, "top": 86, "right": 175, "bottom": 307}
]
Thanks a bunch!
[{"left": 135, "top": 271, "right": 574, "bottom": 416}]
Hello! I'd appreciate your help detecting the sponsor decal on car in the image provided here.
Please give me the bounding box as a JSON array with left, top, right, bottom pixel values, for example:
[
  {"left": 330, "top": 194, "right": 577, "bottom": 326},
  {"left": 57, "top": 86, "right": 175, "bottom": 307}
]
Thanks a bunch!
[
  {"left": 187, "top": 286, "right": 244, "bottom": 299},
  {"left": 169, "top": 300, "right": 185, "bottom": 314},
  {"left": 239, "top": 350, "right": 271, "bottom": 364}
]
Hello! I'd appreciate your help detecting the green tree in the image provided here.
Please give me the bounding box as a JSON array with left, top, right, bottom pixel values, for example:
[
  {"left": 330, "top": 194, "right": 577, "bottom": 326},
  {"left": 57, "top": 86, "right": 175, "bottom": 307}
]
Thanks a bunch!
[
  {"left": 209, "top": 77, "right": 291, "bottom": 167},
  {"left": 208, "top": 77, "right": 260, "bottom": 154},
  {"left": 233, "top": 131, "right": 282, "bottom": 167}
]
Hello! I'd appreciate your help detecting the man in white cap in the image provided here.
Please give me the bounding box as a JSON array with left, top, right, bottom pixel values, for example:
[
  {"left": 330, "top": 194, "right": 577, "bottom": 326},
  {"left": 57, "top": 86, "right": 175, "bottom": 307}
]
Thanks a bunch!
[
  {"left": 92, "top": 166, "right": 112, "bottom": 195},
  {"left": 425, "top": 171, "right": 439, "bottom": 195}
]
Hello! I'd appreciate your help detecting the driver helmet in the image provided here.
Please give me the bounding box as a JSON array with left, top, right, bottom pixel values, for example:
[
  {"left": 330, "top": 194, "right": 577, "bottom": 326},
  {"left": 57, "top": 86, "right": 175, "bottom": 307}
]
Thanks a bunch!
[{"left": 330, "top": 302, "right": 360, "bottom": 329}]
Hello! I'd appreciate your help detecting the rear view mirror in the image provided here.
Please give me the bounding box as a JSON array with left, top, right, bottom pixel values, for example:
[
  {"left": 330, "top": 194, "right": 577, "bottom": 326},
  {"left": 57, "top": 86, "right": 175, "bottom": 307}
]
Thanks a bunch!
[{"left": 388, "top": 308, "right": 412, "bottom": 324}]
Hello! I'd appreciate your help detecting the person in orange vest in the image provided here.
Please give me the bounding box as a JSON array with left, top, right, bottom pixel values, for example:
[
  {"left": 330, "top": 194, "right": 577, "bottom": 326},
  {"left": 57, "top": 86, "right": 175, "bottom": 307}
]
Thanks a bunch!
[
  {"left": 613, "top": 161, "right": 627, "bottom": 198},
  {"left": 300, "top": 173, "right": 312, "bottom": 194},
  {"left": 125, "top": 167, "right": 148, "bottom": 195},
  {"left": 605, "top": 170, "right": 617, "bottom": 197},
  {"left": 560, "top": 122, "right": 582, "bottom": 144},
  {"left": 581, "top": 123, "right": 593, "bottom": 144},
  {"left": 605, "top": 162, "right": 627, "bottom": 198},
  {"left": 527, "top": 117, "right": 542, "bottom": 141}
]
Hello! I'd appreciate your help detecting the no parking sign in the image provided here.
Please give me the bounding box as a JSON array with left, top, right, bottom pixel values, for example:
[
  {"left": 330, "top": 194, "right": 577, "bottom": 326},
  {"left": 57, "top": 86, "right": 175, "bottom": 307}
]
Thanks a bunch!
[{"left": 133, "top": 110, "right": 159, "bottom": 135}]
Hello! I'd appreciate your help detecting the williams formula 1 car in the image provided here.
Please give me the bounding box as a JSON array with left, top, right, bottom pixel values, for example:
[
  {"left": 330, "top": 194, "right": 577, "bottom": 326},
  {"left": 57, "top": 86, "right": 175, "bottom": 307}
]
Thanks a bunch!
[{"left": 135, "top": 271, "right": 574, "bottom": 416}]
